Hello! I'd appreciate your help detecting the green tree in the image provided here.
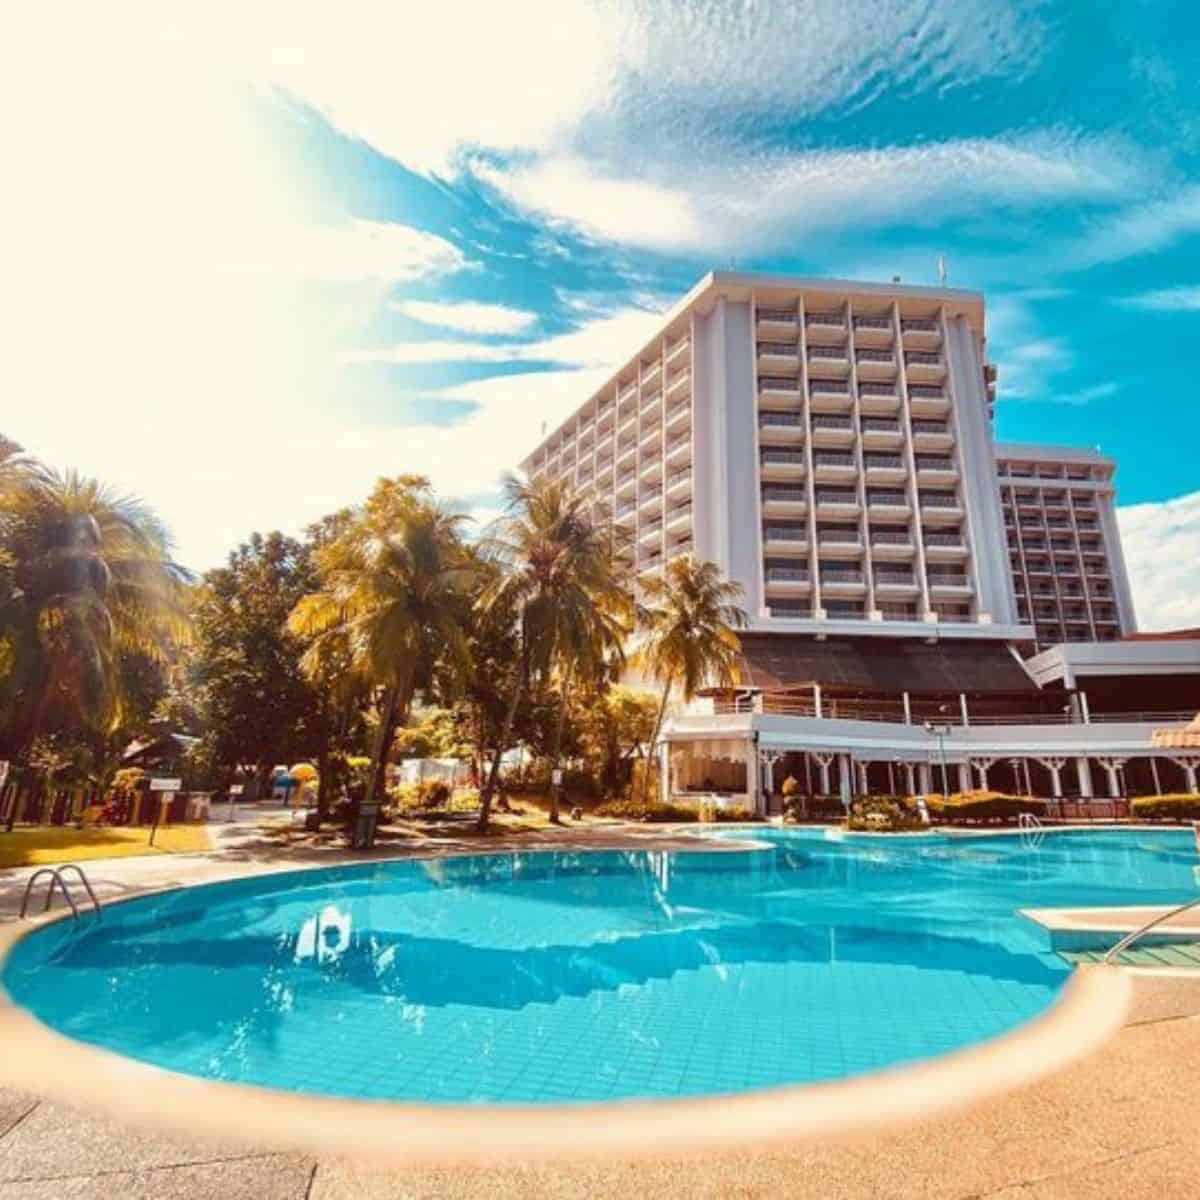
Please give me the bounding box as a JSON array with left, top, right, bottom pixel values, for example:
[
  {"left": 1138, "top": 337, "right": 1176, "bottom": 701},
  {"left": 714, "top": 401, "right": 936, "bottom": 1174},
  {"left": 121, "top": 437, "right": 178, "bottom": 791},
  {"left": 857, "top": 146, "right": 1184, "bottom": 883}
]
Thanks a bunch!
[
  {"left": 635, "top": 557, "right": 747, "bottom": 806},
  {"left": 0, "top": 468, "right": 190, "bottom": 827},
  {"left": 575, "top": 684, "right": 660, "bottom": 796},
  {"left": 288, "top": 477, "right": 473, "bottom": 814},
  {"left": 475, "top": 475, "right": 630, "bottom": 829}
]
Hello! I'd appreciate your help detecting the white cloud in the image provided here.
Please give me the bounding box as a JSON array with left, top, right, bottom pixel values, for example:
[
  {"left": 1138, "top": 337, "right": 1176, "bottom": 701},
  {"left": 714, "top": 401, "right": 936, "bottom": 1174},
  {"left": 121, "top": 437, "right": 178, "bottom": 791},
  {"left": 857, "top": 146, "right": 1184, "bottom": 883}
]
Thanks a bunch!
[
  {"left": 1070, "top": 184, "right": 1200, "bottom": 267},
  {"left": 341, "top": 305, "right": 666, "bottom": 369},
  {"left": 393, "top": 299, "right": 537, "bottom": 335},
  {"left": 478, "top": 134, "right": 1149, "bottom": 253},
  {"left": 1123, "top": 286, "right": 1200, "bottom": 311},
  {"left": 1118, "top": 491, "right": 1200, "bottom": 632}
]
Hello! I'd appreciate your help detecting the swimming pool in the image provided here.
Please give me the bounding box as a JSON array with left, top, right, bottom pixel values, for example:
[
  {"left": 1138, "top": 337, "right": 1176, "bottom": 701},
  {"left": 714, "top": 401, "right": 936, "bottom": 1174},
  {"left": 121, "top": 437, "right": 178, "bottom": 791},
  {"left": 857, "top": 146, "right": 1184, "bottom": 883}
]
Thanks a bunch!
[{"left": 3, "top": 828, "right": 1197, "bottom": 1106}]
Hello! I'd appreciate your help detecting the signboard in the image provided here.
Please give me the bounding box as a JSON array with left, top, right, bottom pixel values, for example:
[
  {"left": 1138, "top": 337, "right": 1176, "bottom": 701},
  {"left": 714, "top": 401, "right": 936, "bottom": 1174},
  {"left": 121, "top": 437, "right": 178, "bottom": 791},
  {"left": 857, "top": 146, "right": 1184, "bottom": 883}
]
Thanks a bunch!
[
  {"left": 229, "top": 784, "right": 244, "bottom": 796},
  {"left": 150, "top": 777, "right": 182, "bottom": 792},
  {"left": 551, "top": 769, "right": 564, "bottom": 787}
]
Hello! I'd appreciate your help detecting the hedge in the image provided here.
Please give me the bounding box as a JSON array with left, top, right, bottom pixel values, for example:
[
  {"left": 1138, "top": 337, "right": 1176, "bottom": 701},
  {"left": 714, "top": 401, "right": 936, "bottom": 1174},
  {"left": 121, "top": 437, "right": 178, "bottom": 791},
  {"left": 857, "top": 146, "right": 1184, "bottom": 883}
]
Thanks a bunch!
[
  {"left": 1129, "top": 794, "right": 1200, "bottom": 821},
  {"left": 924, "top": 790, "right": 1045, "bottom": 822}
]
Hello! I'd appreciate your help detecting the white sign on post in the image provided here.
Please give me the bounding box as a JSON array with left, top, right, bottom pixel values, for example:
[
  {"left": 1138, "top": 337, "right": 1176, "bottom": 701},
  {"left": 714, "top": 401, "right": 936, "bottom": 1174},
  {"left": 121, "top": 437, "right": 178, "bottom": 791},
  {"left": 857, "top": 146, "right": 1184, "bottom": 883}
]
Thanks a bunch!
[
  {"left": 150, "top": 777, "right": 182, "bottom": 792},
  {"left": 229, "top": 784, "right": 244, "bottom": 796}
]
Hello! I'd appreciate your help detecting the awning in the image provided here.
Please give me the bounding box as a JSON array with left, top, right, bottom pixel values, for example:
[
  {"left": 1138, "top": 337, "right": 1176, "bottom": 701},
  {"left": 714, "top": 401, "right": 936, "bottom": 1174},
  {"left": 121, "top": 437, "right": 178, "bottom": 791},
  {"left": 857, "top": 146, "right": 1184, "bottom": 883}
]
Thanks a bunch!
[
  {"left": 734, "top": 634, "right": 1038, "bottom": 696},
  {"left": 1151, "top": 714, "right": 1200, "bottom": 749}
]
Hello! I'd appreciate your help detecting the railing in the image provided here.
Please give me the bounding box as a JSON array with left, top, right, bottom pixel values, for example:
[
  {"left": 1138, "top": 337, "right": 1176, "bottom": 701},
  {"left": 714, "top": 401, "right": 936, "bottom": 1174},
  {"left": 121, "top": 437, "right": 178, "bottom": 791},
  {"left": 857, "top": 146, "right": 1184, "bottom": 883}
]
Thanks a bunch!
[
  {"left": 1103, "top": 898, "right": 1200, "bottom": 965},
  {"left": 859, "top": 382, "right": 898, "bottom": 396},
  {"left": 763, "top": 488, "right": 806, "bottom": 502},
  {"left": 924, "top": 532, "right": 964, "bottom": 546},
  {"left": 806, "top": 312, "right": 844, "bottom": 327},
  {"left": 760, "top": 412, "right": 803, "bottom": 426},
  {"left": 766, "top": 527, "right": 807, "bottom": 541},
  {"left": 812, "top": 416, "right": 853, "bottom": 430},
  {"left": 875, "top": 572, "right": 915, "bottom": 585},
  {"left": 816, "top": 491, "right": 858, "bottom": 504},
  {"left": 868, "top": 492, "right": 908, "bottom": 505},
  {"left": 758, "top": 375, "right": 800, "bottom": 390},
  {"left": 20, "top": 864, "right": 102, "bottom": 922},
  {"left": 911, "top": 420, "right": 949, "bottom": 434},
  {"left": 758, "top": 341, "right": 798, "bottom": 355},
  {"left": 861, "top": 418, "right": 901, "bottom": 431},
  {"left": 854, "top": 316, "right": 892, "bottom": 331},
  {"left": 822, "top": 569, "right": 865, "bottom": 583},
  {"left": 818, "top": 531, "right": 861, "bottom": 544},
  {"left": 908, "top": 385, "right": 946, "bottom": 399},
  {"left": 916, "top": 458, "right": 955, "bottom": 471},
  {"left": 871, "top": 531, "right": 912, "bottom": 544},
  {"left": 762, "top": 451, "right": 806, "bottom": 465},
  {"left": 810, "top": 379, "right": 851, "bottom": 394},
  {"left": 814, "top": 453, "right": 855, "bottom": 467},
  {"left": 865, "top": 455, "right": 904, "bottom": 469},
  {"left": 856, "top": 350, "right": 895, "bottom": 363},
  {"left": 667, "top": 469, "right": 692, "bottom": 489},
  {"left": 920, "top": 494, "right": 960, "bottom": 508},
  {"left": 905, "top": 352, "right": 943, "bottom": 365},
  {"left": 767, "top": 568, "right": 810, "bottom": 582},
  {"left": 901, "top": 318, "right": 939, "bottom": 333},
  {"left": 758, "top": 307, "right": 797, "bottom": 322},
  {"left": 809, "top": 346, "right": 848, "bottom": 360}
]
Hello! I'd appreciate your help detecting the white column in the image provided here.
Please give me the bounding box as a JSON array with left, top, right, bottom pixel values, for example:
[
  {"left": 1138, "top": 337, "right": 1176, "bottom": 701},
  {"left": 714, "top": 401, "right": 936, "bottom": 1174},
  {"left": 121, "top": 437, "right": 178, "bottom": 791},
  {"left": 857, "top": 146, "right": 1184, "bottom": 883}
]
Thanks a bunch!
[
  {"left": 971, "top": 757, "right": 995, "bottom": 790},
  {"left": 813, "top": 683, "right": 823, "bottom": 719},
  {"left": 659, "top": 740, "right": 671, "bottom": 806},
  {"left": 838, "top": 754, "right": 852, "bottom": 808},
  {"left": 857, "top": 761, "right": 870, "bottom": 795},
  {"left": 814, "top": 752, "right": 833, "bottom": 796},
  {"left": 1076, "top": 756, "right": 1094, "bottom": 799},
  {"left": 902, "top": 691, "right": 912, "bottom": 725},
  {"left": 746, "top": 739, "right": 760, "bottom": 814},
  {"left": 918, "top": 762, "right": 933, "bottom": 793},
  {"left": 903, "top": 763, "right": 916, "bottom": 795},
  {"left": 957, "top": 762, "right": 971, "bottom": 793},
  {"left": 959, "top": 693, "right": 970, "bottom": 728},
  {"left": 1096, "top": 757, "right": 1124, "bottom": 798},
  {"left": 1171, "top": 756, "right": 1200, "bottom": 795},
  {"left": 1037, "top": 757, "right": 1066, "bottom": 799}
]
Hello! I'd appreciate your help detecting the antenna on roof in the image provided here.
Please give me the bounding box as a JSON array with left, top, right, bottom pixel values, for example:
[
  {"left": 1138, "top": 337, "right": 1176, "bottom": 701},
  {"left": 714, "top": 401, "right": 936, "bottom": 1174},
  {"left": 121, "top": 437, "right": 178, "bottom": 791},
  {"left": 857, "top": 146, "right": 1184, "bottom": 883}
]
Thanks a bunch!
[{"left": 937, "top": 254, "right": 948, "bottom": 287}]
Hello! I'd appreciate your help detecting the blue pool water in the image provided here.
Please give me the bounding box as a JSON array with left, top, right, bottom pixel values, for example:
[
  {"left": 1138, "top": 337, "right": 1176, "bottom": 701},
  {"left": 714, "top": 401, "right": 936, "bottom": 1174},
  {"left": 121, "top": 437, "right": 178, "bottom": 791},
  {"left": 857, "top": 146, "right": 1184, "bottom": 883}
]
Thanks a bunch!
[{"left": 4, "top": 828, "right": 1198, "bottom": 1104}]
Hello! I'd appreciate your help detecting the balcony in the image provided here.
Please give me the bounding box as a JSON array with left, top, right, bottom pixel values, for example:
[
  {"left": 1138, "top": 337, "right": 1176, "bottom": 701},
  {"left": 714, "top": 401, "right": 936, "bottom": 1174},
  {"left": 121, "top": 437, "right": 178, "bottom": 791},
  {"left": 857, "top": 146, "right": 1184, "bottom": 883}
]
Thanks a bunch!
[
  {"left": 641, "top": 395, "right": 663, "bottom": 427},
  {"left": 919, "top": 492, "right": 963, "bottom": 522},
  {"left": 760, "top": 449, "right": 806, "bottom": 479},
  {"left": 873, "top": 569, "right": 919, "bottom": 595},
  {"left": 758, "top": 411, "right": 805, "bottom": 442},
  {"left": 665, "top": 400, "right": 691, "bottom": 436},
  {"left": 860, "top": 417, "right": 903, "bottom": 448},
  {"left": 757, "top": 375, "right": 802, "bottom": 407},
  {"left": 614, "top": 499, "right": 637, "bottom": 525},
  {"left": 638, "top": 428, "right": 660, "bottom": 457},
  {"left": 666, "top": 467, "right": 692, "bottom": 498},
  {"left": 805, "top": 311, "right": 846, "bottom": 342},
  {"left": 642, "top": 361, "right": 662, "bottom": 387},
  {"left": 665, "top": 503, "right": 692, "bottom": 535},
  {"left": 764, "top": 524, "right": 808, "bottom": 554},
  {"left": 852, "top": 314, "right": 893, "bottom": 345},
  {"left": 665, "top": 433, "right": 691, "bottom": 467},
  {"left": 871, "top": 529, "right": 915, "bottom": 559},
  {"left": 757, "top": 341, "right": 800, "bottom": 373},
  {"left": 923, "top": 531, "right": 968, "bottom": 560},
  {"left": 854, "top": 348, "right": 896, "bottom": 378},
  {"left": 618, "top": 382, "right": 637, "bottom": 405},
  {"left": 811, "top": 414, "right": 855, "bottom": 447},
  {"left": 907, "top": 388, "right": 945, "bottom": 422},
  {"left": 666, "top": 538, "right": 693, "bottom": 564},
  {"left": 867, "top": 490, "right": 911, "bottom": 518},
  {"left": 927, "top": 573, "right": 974, "bottom": 596},
  {"left": 815, "top": 489, "right": 860, "bottom": 516},
  {"left": 863, "top": 453, "right": 906, "bottom": 483},
  {"left": 766, "top": 566, "right": 811, "bottom": 595},
  {"left": 900, "top": 317, "right": 941, "bottom": 346},
  {"left": 905, "top": 351, "right": 946, "bottom": 384},
  {"left": 762, "top": 486, "right": 808, "bottom": 516},
  {"left": 665, "top": 335, "right": 690, "bottom": 367},
  {"left": 756, "top": 307, "right": 798, "bottom": 338},
  {"left": 597, "top": 403, "right": 615, "bottom": 432},
  {"left": 910, "top": 419, "right": 954, "bottom": 450},
  {"left": 817, "top": 528, "right": 864, "bottom": 553},
  {"left": 915, "top": 456, "right": 957, "bottom": 482},
  {"left": 639, "top": 455, "right": 662, "bottom": 484},
  {"left": 638, "top": 520, "right": 663, "bottom": 545},
  {"left": 639, "top": 487, "right": 664, "bottom": 513},
  {"left": 808, "top": 377, "right": 853, "bottom": 413},
  {"left": 812, "top": 451, "right": 857, "bottom": 482},
  {"left": 665, "top": 367, "right": 691, "bottom": 401},
  {"left": 808, "top": 345, "right": 850, "bottom": 374},
  {"left": 858, "top": 381, "right": 901, "bottom": 414},
  {"left": 615, "top": 467, "right": 638, "bottom": 497},
  {"left": 819, "top": 568, "right": 867, "bottom": 595},
  {"left": 618, "top": 408, "right": 638, "bottom": 439}
]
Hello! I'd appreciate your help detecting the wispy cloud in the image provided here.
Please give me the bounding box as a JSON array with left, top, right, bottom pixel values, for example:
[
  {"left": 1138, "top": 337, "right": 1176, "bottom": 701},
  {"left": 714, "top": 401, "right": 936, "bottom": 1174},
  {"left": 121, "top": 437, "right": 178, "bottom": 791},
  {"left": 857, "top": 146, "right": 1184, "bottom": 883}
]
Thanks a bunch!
[
  {"left": 1069, "top": 184, "right": 1200, "bottom": 267},
  {"left": 1122, "top": 285, "right": 1200, "bottom": 311},
  {"left": 1118, "top": 490, "right": 1200, "bottom": 631},
  {"left": 393, "top": 299, "right": 538, "bottom": 335},
  {"left": 477, "top": 134, "right": 1150, "bottom": 253},
  {"left": 341, "top": 305, "right": 666, "bottom": 369}
]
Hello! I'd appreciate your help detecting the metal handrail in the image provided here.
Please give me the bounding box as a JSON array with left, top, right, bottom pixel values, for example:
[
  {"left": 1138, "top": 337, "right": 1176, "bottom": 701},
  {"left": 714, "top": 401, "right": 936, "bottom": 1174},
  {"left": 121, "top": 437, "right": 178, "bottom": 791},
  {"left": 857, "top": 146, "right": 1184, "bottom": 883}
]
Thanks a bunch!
[
  {"left": 1102, "top": 897, "right": 1200, "bottom": 965},
  {"left": 19, "top": 863, "right": 102, "bottom": 922}
]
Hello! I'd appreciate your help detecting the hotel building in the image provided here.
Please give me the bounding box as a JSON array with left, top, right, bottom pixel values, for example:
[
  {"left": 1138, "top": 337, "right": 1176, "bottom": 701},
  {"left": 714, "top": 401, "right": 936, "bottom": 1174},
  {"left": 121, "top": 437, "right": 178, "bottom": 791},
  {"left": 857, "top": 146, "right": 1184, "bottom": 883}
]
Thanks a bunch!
[{"left": 520, "top": 272, "right": 1198, "bottom": 811}]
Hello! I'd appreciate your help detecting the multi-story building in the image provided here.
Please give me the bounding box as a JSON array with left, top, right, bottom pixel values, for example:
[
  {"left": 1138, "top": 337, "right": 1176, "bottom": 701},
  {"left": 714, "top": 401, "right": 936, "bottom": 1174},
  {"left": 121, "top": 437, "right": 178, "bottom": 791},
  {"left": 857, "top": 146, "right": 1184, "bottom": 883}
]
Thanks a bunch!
[
  {"left": 519, "top": 272, "right": 1199, "bottom": 812},
  {"left": 995, "top": 443, "right": 1136, "bottom": 647}
]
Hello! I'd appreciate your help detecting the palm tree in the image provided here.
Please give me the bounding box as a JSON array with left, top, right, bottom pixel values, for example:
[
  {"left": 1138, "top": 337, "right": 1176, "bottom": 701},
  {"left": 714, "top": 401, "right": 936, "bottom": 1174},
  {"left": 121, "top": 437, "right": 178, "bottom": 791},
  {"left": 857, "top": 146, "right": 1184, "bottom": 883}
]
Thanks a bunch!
[
  {"left": 635, "top": 557, "right": 747, "bottom": 806},
  {"left": 476, "top": 475, "right": 631, "bottom": 830},
  {"left": 288, "top": 477, "right": 472, "bottom": 812},
  {"left": 1, "top": 468, "right": 191, "bottom": 828}
]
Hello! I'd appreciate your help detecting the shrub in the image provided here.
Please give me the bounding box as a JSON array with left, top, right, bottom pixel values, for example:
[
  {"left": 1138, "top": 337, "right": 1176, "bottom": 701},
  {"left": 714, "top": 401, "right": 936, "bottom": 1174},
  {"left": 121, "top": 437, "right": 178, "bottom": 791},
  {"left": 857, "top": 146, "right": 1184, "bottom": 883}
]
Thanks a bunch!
[
  {"left": 711, "top": 804, "right": 760, "bottom": 823},
  {"left": 924, "top": 790, "right": 1044, "bottom": 823},
  {"left": 594, "top": 797, "right": 699, "bottom": 823},
  {"left": 848, "top": 796, "right": 926, "bottom": 832},
  {"left": 445, "top": 788, "right": 481, "bottom": 813},
  {"left": 780, "top": 775, "right": 800, "bottom": 799},
  {"left": 1130, "top": 794, "right": 1200, "bottom": 822}
]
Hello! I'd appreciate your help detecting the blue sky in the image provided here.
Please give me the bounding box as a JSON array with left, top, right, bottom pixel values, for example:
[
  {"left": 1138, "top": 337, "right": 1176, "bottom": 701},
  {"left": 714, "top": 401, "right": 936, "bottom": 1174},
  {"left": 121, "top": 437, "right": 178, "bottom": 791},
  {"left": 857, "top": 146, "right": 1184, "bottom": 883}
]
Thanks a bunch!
[{"left": 6, "top": 1, "right": 1199, "bottom": 627}]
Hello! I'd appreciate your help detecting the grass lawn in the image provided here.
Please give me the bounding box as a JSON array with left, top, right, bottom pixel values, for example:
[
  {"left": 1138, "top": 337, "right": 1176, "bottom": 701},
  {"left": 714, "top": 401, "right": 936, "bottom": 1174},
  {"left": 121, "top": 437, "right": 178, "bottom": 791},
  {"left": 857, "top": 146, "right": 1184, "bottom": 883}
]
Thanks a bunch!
[{"left": 0, "top": 823, "right": 213, "bottom": 868}]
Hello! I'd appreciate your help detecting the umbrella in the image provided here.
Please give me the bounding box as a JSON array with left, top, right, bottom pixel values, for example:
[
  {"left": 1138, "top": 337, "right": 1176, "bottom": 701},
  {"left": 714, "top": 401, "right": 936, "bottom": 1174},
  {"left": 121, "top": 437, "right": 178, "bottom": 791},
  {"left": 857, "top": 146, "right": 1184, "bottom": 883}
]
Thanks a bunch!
[
  {"left": 1151, "top": 714, "right": 1200, "bottom": 749},
  {"left": 289, "top": 763, "right": 319, "bottom": 781}
]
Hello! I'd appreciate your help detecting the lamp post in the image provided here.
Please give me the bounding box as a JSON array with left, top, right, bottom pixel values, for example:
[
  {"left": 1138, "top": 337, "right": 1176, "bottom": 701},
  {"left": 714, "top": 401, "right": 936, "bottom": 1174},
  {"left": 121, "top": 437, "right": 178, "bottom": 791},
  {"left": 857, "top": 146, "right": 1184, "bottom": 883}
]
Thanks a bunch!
[{"left": 923, "top": 721, "right": 951, "bottom": 796}]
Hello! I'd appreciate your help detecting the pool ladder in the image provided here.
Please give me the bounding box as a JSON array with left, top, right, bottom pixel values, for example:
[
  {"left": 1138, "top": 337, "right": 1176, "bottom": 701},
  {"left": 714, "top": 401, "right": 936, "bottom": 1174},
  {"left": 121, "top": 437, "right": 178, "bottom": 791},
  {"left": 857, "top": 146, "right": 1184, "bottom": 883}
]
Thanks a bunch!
[
  {"left": 1018, "top": 811, "right": 1045, "bottom": 850},
  {"left": 19, "top": 864, "right": 102, "bottom": 922},
  {"left": 1102, "top": 896, "right": 1200, "bottom": 965}
]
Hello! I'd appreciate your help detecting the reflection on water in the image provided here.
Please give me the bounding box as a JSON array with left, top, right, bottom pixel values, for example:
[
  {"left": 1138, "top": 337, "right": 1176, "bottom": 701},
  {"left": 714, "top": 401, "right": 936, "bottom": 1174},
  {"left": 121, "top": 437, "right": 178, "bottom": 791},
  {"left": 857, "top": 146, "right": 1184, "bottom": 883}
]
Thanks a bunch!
[{"left": 3, "top": 830, "right": 1196, "bottom": 1104}]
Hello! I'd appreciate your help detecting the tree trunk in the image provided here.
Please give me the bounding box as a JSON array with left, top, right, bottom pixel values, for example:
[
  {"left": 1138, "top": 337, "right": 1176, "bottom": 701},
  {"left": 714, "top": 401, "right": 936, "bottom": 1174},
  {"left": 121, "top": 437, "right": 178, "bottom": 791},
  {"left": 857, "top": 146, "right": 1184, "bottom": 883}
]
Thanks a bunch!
[
  {"left": 545, "top": 661, "right": 574, "bottom": 824},
  {"left": 315, "top": 747, "right": 332, "bottom": 824},
  {"left": 478, "top": 625, "right": 528, "bottom": 833},
  {"left": 640, "top": 674, "right": 673, "bottom": 808},
  {"left": 7, "top": 684, "right": 52, "bottom": 831},
  {"left": 366, "top": 680, "right": 403, "bottom": 811}
]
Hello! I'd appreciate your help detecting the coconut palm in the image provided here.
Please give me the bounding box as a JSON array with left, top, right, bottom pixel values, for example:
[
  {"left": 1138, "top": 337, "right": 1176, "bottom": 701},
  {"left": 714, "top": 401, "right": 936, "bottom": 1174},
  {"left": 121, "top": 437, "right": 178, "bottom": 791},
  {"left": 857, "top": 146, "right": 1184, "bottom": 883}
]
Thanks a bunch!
[
  {"left": 476, "top": 475, "right": 631, "bottom": 829},
  {"left": 635, "top": 557, "right": 747, "bottom": 805},
  {"left": 288, "top": 476, "right": 473, "bottom": 810},
  {"left": 1, "top": 468, "right": 191, "bottom": 827}
]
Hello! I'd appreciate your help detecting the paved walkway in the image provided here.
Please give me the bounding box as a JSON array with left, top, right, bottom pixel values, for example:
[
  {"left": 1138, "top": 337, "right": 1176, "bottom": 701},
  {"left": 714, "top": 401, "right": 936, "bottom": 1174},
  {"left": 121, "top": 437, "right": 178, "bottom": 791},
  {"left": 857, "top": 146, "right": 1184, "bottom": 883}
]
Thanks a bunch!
[{"left": 1, "top": 822, "right": 1198, "bottom": 1198}]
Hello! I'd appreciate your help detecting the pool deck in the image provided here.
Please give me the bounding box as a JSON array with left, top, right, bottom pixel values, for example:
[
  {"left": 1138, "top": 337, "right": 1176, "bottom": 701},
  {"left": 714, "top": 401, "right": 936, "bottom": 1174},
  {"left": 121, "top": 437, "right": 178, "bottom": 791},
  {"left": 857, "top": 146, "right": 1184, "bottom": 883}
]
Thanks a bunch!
[{"left": 1, "top": 821, "right": 1198, "bottom": 1198}]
